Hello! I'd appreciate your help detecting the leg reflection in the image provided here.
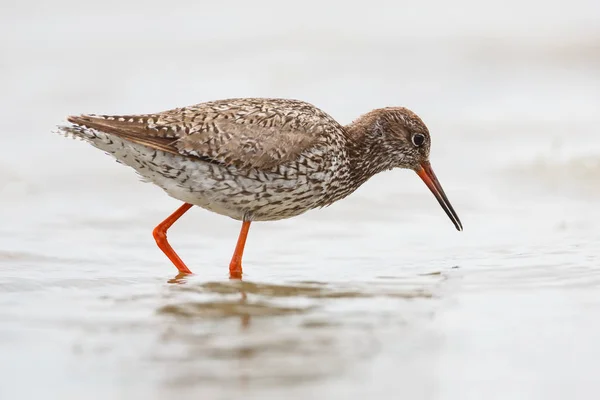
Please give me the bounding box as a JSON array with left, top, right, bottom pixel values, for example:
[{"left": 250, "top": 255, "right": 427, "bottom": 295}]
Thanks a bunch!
[{"left": 166, "top": 272, "right": 251, "bottom": 329}]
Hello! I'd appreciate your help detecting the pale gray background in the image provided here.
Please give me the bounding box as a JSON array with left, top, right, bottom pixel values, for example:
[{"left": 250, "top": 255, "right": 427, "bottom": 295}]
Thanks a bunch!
[{"left": 1, "top": 1, "right": 600, "bottom": 399}]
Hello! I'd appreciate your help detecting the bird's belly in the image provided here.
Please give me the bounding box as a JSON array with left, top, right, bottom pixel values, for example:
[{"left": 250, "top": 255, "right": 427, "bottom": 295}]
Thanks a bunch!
[
  {"left": 124, "top": 149, "right": 329, "bottom": 221},
  {"left": 155, "top": 158, "right": 328, "bottom": 221},
  {"left": 69, "top": 128, "right": 336, "bottom": 221}
]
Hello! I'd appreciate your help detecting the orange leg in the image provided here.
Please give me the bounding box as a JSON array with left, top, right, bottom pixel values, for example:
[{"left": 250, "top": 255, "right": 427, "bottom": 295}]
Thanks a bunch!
[
  {"left": 229, "top": 221, "right": 251, "bottom": 279},
  {"left": 153, "top": 203, "right": 193, "bottom": 274}
]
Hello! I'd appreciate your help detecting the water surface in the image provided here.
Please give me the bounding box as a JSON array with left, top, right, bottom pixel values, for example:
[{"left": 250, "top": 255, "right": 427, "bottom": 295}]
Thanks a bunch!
[{"left": 1, "top": 1, "right": 600, "bottom": 399}]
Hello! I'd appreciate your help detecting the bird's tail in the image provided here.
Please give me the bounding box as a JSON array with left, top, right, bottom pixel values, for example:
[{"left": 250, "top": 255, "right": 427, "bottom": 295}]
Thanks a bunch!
[
  {"left": 53, "top": 119, "right": 173, "bottom": 186},
  {"left": 55, "top": 120, "right": 103, "bottom": 142}
]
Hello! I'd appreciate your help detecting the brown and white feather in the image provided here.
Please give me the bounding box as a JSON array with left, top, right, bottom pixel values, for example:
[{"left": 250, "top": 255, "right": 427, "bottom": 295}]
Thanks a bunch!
[
  {"left": 67, "top": 98, "right": 342, "bottom": 171},
  {"left": 59, "top": 97, "right": 432, "bottom": 222}
]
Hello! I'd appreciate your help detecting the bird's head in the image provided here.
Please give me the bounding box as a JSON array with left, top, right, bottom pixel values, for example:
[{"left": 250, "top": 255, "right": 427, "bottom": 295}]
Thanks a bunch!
[{"left": 349, "top": 107, "right": 463, "bottom": 231}]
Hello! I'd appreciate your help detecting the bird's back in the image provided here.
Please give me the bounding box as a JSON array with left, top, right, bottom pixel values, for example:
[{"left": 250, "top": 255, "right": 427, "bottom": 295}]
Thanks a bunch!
[{"left": 65, "top": 97, "right": 346, "bottom": 171}]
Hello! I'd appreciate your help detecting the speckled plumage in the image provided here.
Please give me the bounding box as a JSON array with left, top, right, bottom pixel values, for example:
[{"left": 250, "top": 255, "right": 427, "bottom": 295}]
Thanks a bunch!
[
  {"left": 60, "top": 98, "right": 432, "bottom": 222},
  {"left": 58, "top": 97, "right": 462, "bottom": 276}
]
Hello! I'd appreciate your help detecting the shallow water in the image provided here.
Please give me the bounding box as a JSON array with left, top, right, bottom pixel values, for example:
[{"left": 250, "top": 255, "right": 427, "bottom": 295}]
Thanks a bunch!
[{"left": 2, "top": 1, "right": 600, "bottom": 399}]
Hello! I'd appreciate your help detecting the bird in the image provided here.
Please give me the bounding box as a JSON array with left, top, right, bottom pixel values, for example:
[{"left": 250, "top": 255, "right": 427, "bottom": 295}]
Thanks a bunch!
[{"left": 58, "top": 97, "right": 462, "bottom": 279}]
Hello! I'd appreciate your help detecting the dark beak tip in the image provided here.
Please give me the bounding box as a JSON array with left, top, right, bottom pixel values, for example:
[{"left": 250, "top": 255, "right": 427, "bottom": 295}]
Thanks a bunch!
[{"left": 454, "top": 217, "right": 464, "bottom": 232}]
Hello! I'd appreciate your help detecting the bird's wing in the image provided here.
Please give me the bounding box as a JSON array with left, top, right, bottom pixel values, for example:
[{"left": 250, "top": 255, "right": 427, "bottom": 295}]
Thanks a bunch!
[{"left": 67, "top": 98, "right": 342, "bottom": 170}]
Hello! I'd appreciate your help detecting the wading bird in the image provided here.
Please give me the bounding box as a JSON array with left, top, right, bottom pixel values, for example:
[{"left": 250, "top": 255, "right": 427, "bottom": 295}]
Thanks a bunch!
[{"left": 60, "top": 98, "right": 462, "bottom": 278}]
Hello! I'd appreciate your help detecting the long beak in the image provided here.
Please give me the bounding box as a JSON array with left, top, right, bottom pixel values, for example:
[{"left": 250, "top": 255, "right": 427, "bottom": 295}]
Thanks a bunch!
[{"left": 416, "top": 162, "right": 463, "bottom": 231}]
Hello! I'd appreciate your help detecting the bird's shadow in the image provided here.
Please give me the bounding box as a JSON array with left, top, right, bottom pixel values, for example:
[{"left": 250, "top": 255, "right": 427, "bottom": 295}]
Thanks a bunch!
[
  {"left": 160, "top": 269, "right": 384, "bottom": 332},
  {"left": 160, "top": 267, "right": 444, "bottom": 331},
  {"left": 149, "top": 268, "right": 450, "bottom": 387},
  {"left": 165, "top": 272, "right": 251, "bottom": 329}
]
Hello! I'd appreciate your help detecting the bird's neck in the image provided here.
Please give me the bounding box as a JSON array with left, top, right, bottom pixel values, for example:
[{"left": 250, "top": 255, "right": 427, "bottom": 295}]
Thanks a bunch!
[
  {"left": 320, "top": 124, "right": 395, "bottom": 206},
  {"left": 344, "top": 123, "right": 396, "bottom": 185}
]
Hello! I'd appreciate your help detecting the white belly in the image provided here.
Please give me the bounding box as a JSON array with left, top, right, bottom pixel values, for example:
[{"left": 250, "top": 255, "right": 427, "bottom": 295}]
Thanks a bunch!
[{"left": 62, "top": 125, "right": 338, "bottom": 221}]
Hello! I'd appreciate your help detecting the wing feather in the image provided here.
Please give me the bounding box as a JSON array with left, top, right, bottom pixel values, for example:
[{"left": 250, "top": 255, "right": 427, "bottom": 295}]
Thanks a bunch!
[{"left": 67, "top": 98, "right": 342, "bottom": 171}]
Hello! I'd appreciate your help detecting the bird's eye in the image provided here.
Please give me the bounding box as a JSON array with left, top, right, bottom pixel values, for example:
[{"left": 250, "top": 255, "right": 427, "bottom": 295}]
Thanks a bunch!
[{"left": 412, "top": 133, "right": 425, "bottom": 147}]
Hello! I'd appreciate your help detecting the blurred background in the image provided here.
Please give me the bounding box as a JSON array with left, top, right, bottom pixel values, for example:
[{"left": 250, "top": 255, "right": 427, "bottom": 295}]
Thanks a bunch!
[{"left": 1, "top": 0, "right": 599, "bottom": 399}]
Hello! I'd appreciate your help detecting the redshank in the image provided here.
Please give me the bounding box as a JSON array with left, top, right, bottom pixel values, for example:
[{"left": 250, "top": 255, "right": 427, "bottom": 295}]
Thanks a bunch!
[{"left": 59, "top": 98, "right": 462, "bottom": 278}]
